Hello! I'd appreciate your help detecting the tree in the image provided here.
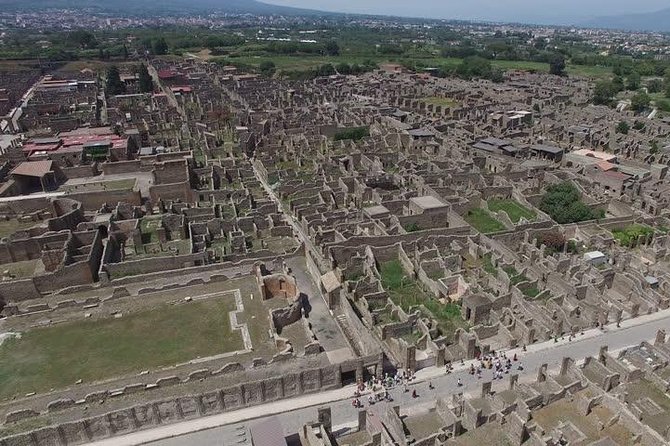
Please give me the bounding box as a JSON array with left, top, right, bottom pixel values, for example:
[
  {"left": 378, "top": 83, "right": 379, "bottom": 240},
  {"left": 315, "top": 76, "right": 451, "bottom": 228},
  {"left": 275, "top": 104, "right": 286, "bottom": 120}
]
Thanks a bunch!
[
  {"left": 336, "top": 62, "right": 351, "bottom": 75},
  {"left": 616, "top": 121, "right": 630, "bottom": 134},
  {"left": 259, "top": 60, "right": 276, "bottom": 78},
  {"left": 334, "top": 127, "right": 369, "bottom": 141},
  {"left": 153, "top": 37, "right": 168, "bottom": 56},
  {"left": 105, "top": 65, "right": 125, "bottom": 96},
  {"left": 539, "top": 182, "right": 604, "bottom": 224},
  {"left": 647, "top": 78, "right": 663, "bottom": 94},
  {"left": 650, "top": 140, "right": 660, "bottom": 154},
  {"left": 315, "top": 63, "right": 335, "bottom": 77},
  {"left": 122, "top": 44, "right": 129, "bottom": 60},
  {"left": 537, "top": 231, "right": 566, "bottom": 254},
  {"left": 69, "top": 30, "right": 97, "bottom": 49},
  {"left": 137, "top": 64, "right": 153, "bottom": 93},
  {"left": 489, "top": 68, "right": 504, "bottom": 83},
  {"left": 549, "top": 54, "right": 566, "bottom": 76},
  {"left": 626, "top": 71, "right": 641, "bottom": 91},
  {"left": 324, "top": 40, "right": 340, "bottom": 56},
  {"left": 612, "top": 75, "right": 624, "bottom": 92},
  {"left": 632, "top": 120, "right": 645, "bottom": 131},
  {"left": 593, "top": 81, "right": 615, "bottom": 105},
  {"left": 456, "top": 56, "right": 495, "bottom": 80},
  {"left": 630, "top": 92, "right": 650, "bottom": 113}
]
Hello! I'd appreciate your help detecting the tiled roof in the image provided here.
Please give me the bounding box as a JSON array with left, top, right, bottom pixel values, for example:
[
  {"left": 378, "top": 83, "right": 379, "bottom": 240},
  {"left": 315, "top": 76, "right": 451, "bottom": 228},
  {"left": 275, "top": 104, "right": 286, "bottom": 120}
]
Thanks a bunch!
[{"left": 11, "top": 160, "right": 54, "bottom": 177}]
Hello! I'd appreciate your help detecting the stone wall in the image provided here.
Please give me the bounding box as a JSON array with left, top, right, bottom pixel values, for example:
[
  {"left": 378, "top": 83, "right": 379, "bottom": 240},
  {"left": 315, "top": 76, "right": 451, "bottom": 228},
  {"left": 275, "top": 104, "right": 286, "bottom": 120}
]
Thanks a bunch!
[
  {"left": 152, "top": 160, "right": 189, "bottom": 185},
  {"left": 0, "top": 364, "right": 344, "bottom": 446},
  {"left": 61, "top": 165, "right": 99, "bottom": 179},
  {"left": 0, "top": 231, "right": 69, "bottom": 265},
  {"left": 149, "top": 182, "right": 193, "bottom": 204},
  {"left": 103, "top": 252, "right": 205, "bottom": 280},
  {"left": 101, "top": 160, "right": 141, "bottom": 176},
  {"left": 67, "top": 190, "right": 141, "bottom": 212},
  {"left": 48, "top": 199, "right": 85, "bottom": 232}
]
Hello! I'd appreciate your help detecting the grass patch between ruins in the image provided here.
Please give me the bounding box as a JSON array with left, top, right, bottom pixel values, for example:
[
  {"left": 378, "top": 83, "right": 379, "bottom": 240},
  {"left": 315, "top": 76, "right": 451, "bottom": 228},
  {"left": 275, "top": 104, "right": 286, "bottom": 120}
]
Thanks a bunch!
[
  {"left": 422, "top": 96, "right": 459, "bottom": 109},
  {"left": 487, "top": 198, "right": 536, "bottom": 223},
  {"left": 58, "top": 179, "right": 136, "bottom": 193},
  {"left": 464, "top": 208, "right": 506, "bottom": 234},
  {"left": 0, "top": 218, "right": 41, "bottom": 238},
  {"left": 380, "top": 260, "right": 468, "bottom": 337},
  {"left": 0, "top": 297, "right": 243, "bottom": 399}
]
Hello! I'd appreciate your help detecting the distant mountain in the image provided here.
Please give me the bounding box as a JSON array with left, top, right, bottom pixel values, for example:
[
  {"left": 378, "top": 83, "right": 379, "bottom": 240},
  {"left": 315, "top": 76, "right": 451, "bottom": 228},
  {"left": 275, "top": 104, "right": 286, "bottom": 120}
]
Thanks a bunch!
[
  {"left": 582, "top": 7, "right": 670, "bottom": 32},
  {"left": 0, "top": 0, "right": 328, "bottom": 16}
]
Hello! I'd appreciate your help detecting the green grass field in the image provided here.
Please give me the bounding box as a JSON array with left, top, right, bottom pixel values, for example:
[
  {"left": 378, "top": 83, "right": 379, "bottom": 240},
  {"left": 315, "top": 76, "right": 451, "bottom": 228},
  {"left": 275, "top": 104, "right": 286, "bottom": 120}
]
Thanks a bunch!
[
  {"left": 464, "top": 208, "right": 506, "bottom": 233},
  {"left": 216, "top": 54, "right": 611, "bottom": 79},
  {"left": 487, "top": 198, "right": 536, "bottom": 223},
  {"left": 0, "top": 297, "right": 243, "bottom": 399}
]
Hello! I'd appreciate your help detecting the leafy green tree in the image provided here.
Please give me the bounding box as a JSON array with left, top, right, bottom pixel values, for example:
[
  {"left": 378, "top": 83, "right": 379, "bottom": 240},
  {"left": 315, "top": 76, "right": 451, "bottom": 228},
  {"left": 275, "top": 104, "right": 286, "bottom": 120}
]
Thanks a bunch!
[
  {"left": 324, "top": 40, "right": 340, "bottom": 56},
  {"left": 153, "top": 37, "right": 168, "bottom": 56},
  {"left": 456, "top": 56, "right": 492, "bottom": 79},
  {"left": 647, "top": 78, "right": 663, "bottom": 93},
  {"left": 106, "top": 65, "right": 125, "bottom": 96},
  {"left": 69, "top": 30, "right": 97, "bottom": 49},
  {"left": 137, "top": 64, "right": 153, "bottom": 93},
  {"left": 650, "top": 140, "right": 660, "bottom": 154},
  {"left": 612, "top": 75, "right": 624, "bottom": 92},
  {"left": 549, "top": 54, "right": 566, "bottom": 76},
  {"left": 632, "top": 120, "right": 645, "bottom": 131},
  {"left": 616, "top": 121, "right": 630, "bottom": 134},
  {"left": 631, "top": 92, "right": 650, "bottom": 113},
  {"left": 334, "top": 127, "right": 369, "bottom": 141},
  {"left": 315, "top": 64, "right": 335, "bottom": 77},
  {"left": 489, "top": 68, "right": 504, "bottom": 83},
  {"left": 593, "top": 81, "right": 615, "bottom": 105},
  {"left": 539, "top": 182, "right": 604, "bottom": 224},
  {"left": 336, "top": 63, "right": 351, "bottom": 75},
  {"left": 378, "top": 44, "right": 404, "bottom": 55},
  {"left": 626, "top": 71, "right": 641, "bottom": 90},
  {"left": 259, "top": 60, "right": 276, "bottom": 78}
]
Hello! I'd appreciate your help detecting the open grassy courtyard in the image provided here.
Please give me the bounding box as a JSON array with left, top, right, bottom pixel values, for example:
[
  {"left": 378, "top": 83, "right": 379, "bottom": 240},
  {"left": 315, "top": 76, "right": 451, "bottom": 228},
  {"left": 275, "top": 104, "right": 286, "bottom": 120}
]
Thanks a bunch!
[
  {"left": 59, "top": 179, "right": 136, "bottom": 193},
  {"left": 379, "top": 260, "right": 468, "bottom": 338},
  {"left": 0, "top": 297, "right": 243, "bottom": 399},
  {"left": 464, "top": 208, "right": 506, "bottom": 233},
  {"left": 422, "top": 96, "right": 459, "bottom": 109},
  {"left": 487, "top": 198, "right": 537, "bottom": 223}
]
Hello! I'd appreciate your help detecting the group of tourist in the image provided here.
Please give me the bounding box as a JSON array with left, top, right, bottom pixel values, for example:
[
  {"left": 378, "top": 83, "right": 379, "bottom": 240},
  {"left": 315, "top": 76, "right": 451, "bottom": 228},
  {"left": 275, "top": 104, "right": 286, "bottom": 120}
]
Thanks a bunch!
[{"left": 351, "top": 350, "right": 526, "bottom": 408}]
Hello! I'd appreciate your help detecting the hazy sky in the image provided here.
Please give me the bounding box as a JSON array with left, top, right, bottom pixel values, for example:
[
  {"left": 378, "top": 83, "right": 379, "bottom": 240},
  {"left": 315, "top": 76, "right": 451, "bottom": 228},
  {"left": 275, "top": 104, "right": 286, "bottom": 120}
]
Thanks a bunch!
[{"left": 263, "top": 0, "right": 669, "bottom": 24}]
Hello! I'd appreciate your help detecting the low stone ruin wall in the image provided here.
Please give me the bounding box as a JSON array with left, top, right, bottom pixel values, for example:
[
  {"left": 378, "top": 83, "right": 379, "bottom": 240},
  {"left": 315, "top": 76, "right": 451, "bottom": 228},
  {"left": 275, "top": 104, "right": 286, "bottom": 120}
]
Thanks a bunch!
[{"left": 0, "top": 364, "right": 344, "bottom": 446}]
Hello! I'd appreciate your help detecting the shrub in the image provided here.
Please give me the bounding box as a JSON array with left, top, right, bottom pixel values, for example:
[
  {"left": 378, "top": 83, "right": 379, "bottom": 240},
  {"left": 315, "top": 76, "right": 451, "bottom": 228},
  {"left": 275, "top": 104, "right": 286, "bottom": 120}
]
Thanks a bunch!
[
  {"left": 539, "top": 182, "right": 604, "bottom": 224},
  {"left": 334, "top": 127, "right": 369, "bottom": 141},
  {"left": 537, "top": 231, "right": 566, "bottom": 254},
  {"left": 612, "top": 224, "right": 654, "bottom": 247}
]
